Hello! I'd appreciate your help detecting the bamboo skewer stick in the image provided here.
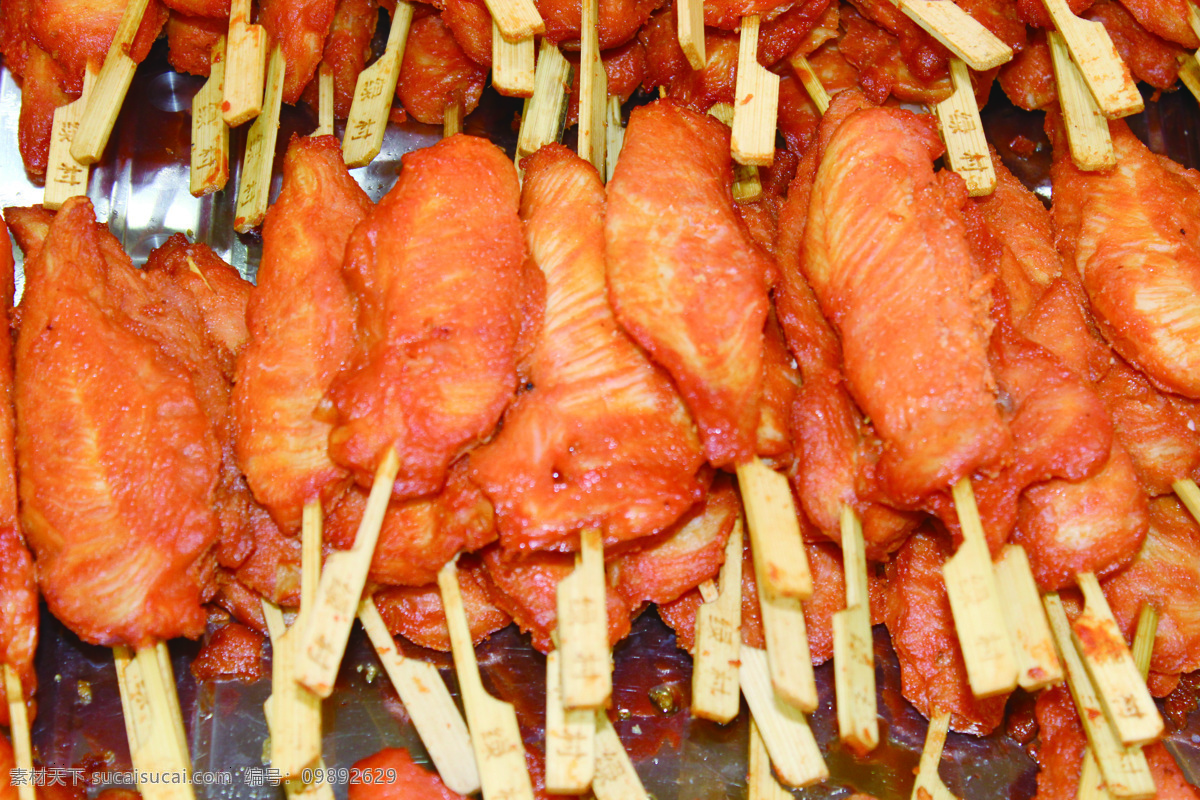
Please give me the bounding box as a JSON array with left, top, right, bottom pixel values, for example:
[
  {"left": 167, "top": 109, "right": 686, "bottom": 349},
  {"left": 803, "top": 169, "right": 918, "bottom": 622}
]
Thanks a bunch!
[
  {"left": 1044, "top": 594, "right": 1154, "bottom": 799},
  {"left": 747, "top": 717, "right": 791, "bottom": 800},
  {"left": 833, "top": 506, "right": 878, "bottom": 753},
  {"left": 190, "top": 39, "right": 230, "bottom": 197},
  {"left": 891, "top": 0, "right": 1012, "bottom": 71},
  {"left": 44, "top": 66, "right": 97, "bottom": 209},
  {"left": 708, "top": 103, "right": 763, "bottom": 203},
  {"left": 592, "top": 711, "right": 647, "bottom": 800},
  {"left": 358, "top": 597, "right": 481, "bottom": 795},
  {"left": 788, "top": 53, "right": 829, "bottom": 114},
  {"left": 675, "top": 0, "right": 705, "bottom": 70},
  {"left": 556, "top": 528, "right": 611, "bottom": 709},
  {"left": 934, "top": 59, "right": 995, "bottom": 197},
  {"left": 482, "top": 0, "right": 544, "bottom": 44},
  {"left": 515, "top": 41, "right": 571, "bottom": 163},
  {"left": 1172, "top": 479, "right": 1200, "bottom": 527},
  {"left": 438, "top": 559, "right": 535, "bottom": 800},
  {"left": 1071, "top": 574, "right": 1162, "bottom": 748},
  {"left": 910, "top": 710, "right": 958, "bottom": 800},
  {"left": 691, "top": 520, "right": 744, "bottom": 724},
  {"left": 994, "top": 544, "right": 1062, "bottom": 691},
  {"left": 544, "top": 648, "right": 593, "bottom": 794},
  {"left": 1179, "top": 54, "right": 1200, "bottom": 105},
  {"left": 578, "top": 0, "right": 607, "bottom": 175},
  {"left": 605, "top": 96, "right": 624, "bottom": 183},
  {"left": 738, "top": 645, "right": 828, "bottom": 788},
  {"left": 313, "top": 64, "right": 335, "bottom": 137},
  {"left": 1039, "top": 0, "right": 1142, "bottom": 119},
  {"left": 70, "top": 0, "right": 151, "bottom": 164},
  {"left": 444, "top": 94, "right": 465, "bottom": 137},
  {"left": 1047, "top": 31, "right": 1116, "bottom": 172},
  {"left": 343, "top": 1, "right": 415, "bottom": 168},
  {"left": 113, "top": 644, "right": 195, "bottom": 800},
  {"left": 943, "top": 477, "right": 1020, "bottom": 698},
  {"left": 736, "top": 458, "right": 811, "bottom": 599},
  {"left": 223, "top": 0, "right": 267, "bottom": 126},
  {"left": 492, "top": 23, "right": 536, "bottom": 98},
  {"left": 296, "top": 448, "right": 401, "bottom": 697},
  {"left": 3, "top": 666, "right": 33, "bottom": 800},
  {"left": 731, "top": 15, "right": 779, "bottom": 167},
  {"left": 1189, "top": 1, "right": 1200, "bottom": 41},
  {"left": 234, "top": 45, "right": 285, "bottom": 233}
]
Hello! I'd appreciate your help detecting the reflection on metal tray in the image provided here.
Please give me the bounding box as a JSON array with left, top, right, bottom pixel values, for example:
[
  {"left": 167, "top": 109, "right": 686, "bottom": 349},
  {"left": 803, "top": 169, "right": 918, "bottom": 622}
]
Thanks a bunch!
[{"left": 4, "top": 37, "right": 1200, "bottom": 800}]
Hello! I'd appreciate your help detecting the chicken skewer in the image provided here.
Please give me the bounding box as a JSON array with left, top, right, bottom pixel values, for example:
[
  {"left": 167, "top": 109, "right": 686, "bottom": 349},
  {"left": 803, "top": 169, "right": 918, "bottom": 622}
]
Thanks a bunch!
[{"left": 43, "top": 66, "right": 97, "bottom": 209}]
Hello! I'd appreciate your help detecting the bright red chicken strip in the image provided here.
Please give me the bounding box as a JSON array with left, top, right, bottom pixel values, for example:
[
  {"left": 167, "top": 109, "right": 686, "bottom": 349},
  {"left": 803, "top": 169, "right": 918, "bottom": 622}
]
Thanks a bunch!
[
  {"left": 801, "top": 96, "right": 1011, "bottom": 505},
  {"left": 29, "top": 0, "right": 167, "bottom": 93},
  {"left": 606, "top": 101, "right": 771, "bottom": 469},
  {"left": 705, "top": 0, "right": 831, "bottom": 34},
  {"left": 565, "top": 41, "right": 646, "bottom": 128},
  {"left": 998, "top": 30, "right": 1054, "bottom": 111},
  {"left": 0, "top": 221, "right": 36, "bottom": 725},
  {"left": 471, "top": 144, "right": 705, "bottom": 553},
  {"left": 373, "top": 556, "right": 511, "bottom": 651},
  {"left": 395, "top": 13, "right": 487, "bottom": 126},
  {"left": 349, "top": 748, "right": 468, "bottom": 800},
  {"left": 258, "top": 0, "right": 338, "bottom": 105},
  {"left": 15, "top": 198, "right": 220, "bottom": 647},
  {"left": 442, "top": 0, "right": 490, "bottom": 66},
  {"left": 1112, "top": 0, "right": 1199, "bottom": 48},
  {"left": 537, "top": 0, "right": 661, "bottom": 50},
  {"left": 233, "top": 135, "right": 371, "bottom": 534},
  {"left": 837, "top": 6, "right": 951, "bottom": 106},
  {"left": 166, "top": 12, "right": 225, "bottom": 76},
  {"left": 843, "top": 0, "right": 949, "bottom": 82},
  {"left": 328, "top": 134, "right": 532, "bottom": 498},
  {"left": 300, "top": 0, "right": 378, "bottom": 117},
  {"left": 1051, "top": 117, "right": 1200, "bottom": 399}
]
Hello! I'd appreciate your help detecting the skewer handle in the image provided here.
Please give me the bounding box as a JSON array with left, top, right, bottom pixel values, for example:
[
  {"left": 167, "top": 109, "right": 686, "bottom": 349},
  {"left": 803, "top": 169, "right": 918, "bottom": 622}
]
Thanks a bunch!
[
  {"left": 994, "top": 544, "right": 1062, "bottom": 691},
  {"left": 1039, "top": 0, "right": 1142, "bottom": 119},
  {"left": 605, "top": 96, "right": 624, "bottom": 183},
  {"left": 544, "top": 649, "right": 594, "bottom": 794},
  {"left": 492, "top": 25, "right": 536, "bottom": 98},
  {"left": 515, "top": 41, "right": 572, "bottom": 162},
  {"left": 691, "top": 521, "right": 744, "bottom": 723},
  {"left": 481, "top": 0, "right": 545, "bottom": 43},
  {"left": 747, "top": 717, "right": 791, "bottom": 800},
  {"left": 190, "top": 39, "right": 230, "bottom": 197},
  {"left": 1047, "top": 31, "right": 1116, "bottom": 171},
  {"left": 44, "top": 67, "right": 97, "bottom": 209},
  {"left": 234, "top": 45, "right": 286, "bottom": 233},
  {"left": 910, "top": 711, "right": 958, "bottom": 800},
  {"left": 736, "top": 458, "right": 811, "bottom": 598},
  {"left": 592, "top": 711, "right": 647, "bottom": 800},
  {"left": 313, "top": 64, "right": 335, "bottom": 138},
  {"left": 343, "top": 1, "right": 415, "bottom": 168},
  {"left": 788, "top": 53, "right": 830, "bottom": 114},
  {"left": 556, "top": 528, "right": 611, "bottom": 709},
  {"left": 4, "top": 666, "right": 33, "bottom": 800},
  {"left": 676, "top": 0, "right": 705, "bottom": 70},
  {"left": 934, "top": 59, "right": 995, "bottom": 197},
  {"left": 738, "top": 646, "right": 828, "bottom": 788},
  {"left": 222, "top": 0, "right": 268, "bottom": 126},
  {"left": 577, "top": 0, "right": 607, "bottom": 175},
  {"left": 731, "top": 16, "right": 779, "bottom": 167},
  {"left": 895, "top": 0, "right": 1012, "bottom": 71},
  {"left": 832, "top": 506, "right": 878, "bottom": 753},
  {"left": 708, "top": 104, "right": 763, "bottom": 202}
]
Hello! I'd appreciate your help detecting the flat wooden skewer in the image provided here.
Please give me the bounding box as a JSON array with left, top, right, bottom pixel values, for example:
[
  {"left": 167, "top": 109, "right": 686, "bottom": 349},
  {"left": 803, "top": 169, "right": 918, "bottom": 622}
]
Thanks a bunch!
[
  {"left": 890, "top": 0, "right": 1012, "bottom": 71},
  {"left": 605, "top": 96, "right": 624, "bottom": 183},
  {"left": 296, "top": 449, "right": 401, "bottom": 697},
  {"left": 910, "top": 710, "right": 958, "bottom": 800},
  {"left": 359, "top": 597, "right": 481, "bottom": 795},
  {"left": 994, "top": 544, "right": 1062, "bottom": 691},
  {"left": 492, "top": 22, "right": 536, "bottom": 98},
  {"left": 731, "top": 16, "right": 779, "bottom": 167},
  {"left": 482, "top": 0, "right": 544, "bottom": 44},
  {"left": 832, "top": 506, "right": 878, "bottom": 753},
  {"left": 234, "top": 44, "right": 285, "bottom": 233},
  {"left": 736, "top": 458, "right": 811, "bottom": 599},
  {"left": 1044, "top": 594, "right": 1154, "bottom": 799},
  {"left": 343, "top": 1, "right": 415, "bottom": 168},
  {"left": 190, "top": 38, "right": 230, "bottom": 197},
  {"left": 313, "top": 64, "right": 335, "bottom": 137},
  {"left": 556, "top": 528, "right": 611, "bottom": 709},
  {"left": 738, "top": 645, "right": 828, "bottom": 788},
  {"left": 943, "top": 477, "right": 1020, "bottom": 698},
  {"left": 1039, "top": 0, "right": 1143, "bottom": 119},
  {"left": 1178, "top": 53, "right": 1200, "bottom": 104},
  {"left": 113, "top": 644, "right": 195, "bottom": 800},
  {"left": 788, "top": 53, "right": 830, "bottom": 114},
  {"left": 707, "top": 103, "right": 763, "bottom": 203},
  {"left": 515, "top": 41, "right": 571, "bottom": 163},
  {"left": 1047, "top": 30, "right": 1115, "bottom": 172},
  {"left": 44, "top": 65, "right": 97, "bottom": 209},
  {"left": 934, "top": 58, "right": 995, "bottom": 197},
  {"left": 592, "top": 711, "right": 648, "bottom": 800},
  {"left": 577, "top": 0, "right": 607, "bottom": 175},
  {"left": 222, "top": 0, "right": 267, "bottom": 126},
  {"left": 675, "top": 0, "right": 705, "bottom": 70},
  {"left": 1173, "top": 479, "right": 1200, "bottom": 528},
  {"left": 691, "top": 520, "right": 743, "bottom": 724},
  {"left": 70, "top": 0, "right": 151, "bottom": 164},
  {"left": 747, "top": 717, "right": 791, "bottom": 800},
  {"left": 544, "top": 647, "right": 593, "bottom": 794},
  {"left": 4, "top": 666, "right": 33, "bottom": 800},
  {"left": 444, "top": 93, "right": 465, "bottom": 137},
  {"left": 1071, "top": 573, "right": 1162, "bottom": 748},
  {"left": 437, "top": 559, "right": 535, "bottom": 800}
]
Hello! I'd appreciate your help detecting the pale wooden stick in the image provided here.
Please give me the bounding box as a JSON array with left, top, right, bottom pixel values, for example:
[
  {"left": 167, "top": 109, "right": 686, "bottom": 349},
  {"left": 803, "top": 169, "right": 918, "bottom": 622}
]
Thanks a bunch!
[
  {"left": 676, "top": 0, "right": 705, "bottom": 70},
  {"left": 893, "top": 0, "right": 1012, "bottom": 71},
  {"left": 752, "top": 533, "right": 817, "bottom": 712},
  {"left": 300, "top": 500, "right": 322, "bottom": 619},
  {"left": 1044, "top": 594, "right": 1155, "bottom": 799},
  {"left": 910, "top": 711, "right": 958, "bottom": 800},
  {"left": 358, "top": 597, "right": 481, "bottom": 795},
  {"left": 70, "top": 0, "right": 150, "bottom": 163},
  {"left": 592, "top": 711, "right": 646, "bottom": 800},
  {"left": 152, "top": 642, "right": 191, "bottom": 777},
  {"left": 707, "top": 103, "right": 763, "bottom": 203},
  {"left": 605, "top": 96, "right": 624, "bottom": 183},
  {"left": 234, "top": 45, "right": 285, "bottom": 233},
  {"left": 934, "top": 58, "right": 995, "bottom": 197},
  {"left": 1189, "top": 1, "right": 1200, "bottom": 41},
  {"left": 313, "top": 64, "right": 335, "bottom": 137},
  {"left": 544, "top": 648, "right": 593, "bottom": 794},
  {"left": 1072, "top": 574, "right": 1162, "bottom": 748},
  {"left": 482, "top": 0, "right": 544, "bottom": 43},
  {"left": 691, "top": 520, "right": 744, "bottom": 724},
  {"left": 4, "top": 666, "right": 33, "bottom": 800},
  {"left": 44, "top": 66, "right": 97, "bottom": 209},
  {"left": 943, "top": 477, "right": 1019, "bottom": 698},
  {"left": 260, "top": 701, "right": 333, "bottom": 800},
  {"left": 263, "top": 602, "right": 322, "bottom": 779},
  {"left": 296, "top": 448, "right": 401, "bottom": 697},
  {"left": 738, "top": 646, "right": 828, "bottom": 788},
  {"left": 437, "top": 559, "right": 535, "bottom": 800},
  {"left": 578, "top": 0, "right": 607, "bottom": 175},
  {"left": 1078, "top": 752, "right": 1112, "bottom": 800},
  {"left": 833, "top": 506, "right": 878, "bottom": 753},
  {"left": 747, "top": 717, "right": 791, "bottom": 800},
  {"left": 1179, "top": 53, "right": 1200, "bottom": 104},
  {"left": 134, "top": 645, "right": 195, "bottom": 799},
  {"left": 114, "top": 646, "right": 158, "bottom": 798},
  {"left": 1047, "top": 31, "right": 1116, "bottom": 172},
  {"left": 731, "top": 16, "right": 779, "bottom": 167},
  {"left": 556, "top": 527, "right": 610, "bottom": 709},
  {"left": 788, "top": 53, "right": 830, "bottom": 114},
  {"left": 343, "top": 1, "right": 414, "bottom": 168},
  {"left": 223, "top": 0, "right": 267, "bottom": 126},
  {"left": 492, "top": 23, "right": 536, "bottom": 98},
  {"left": 736, "top": 458, "right": 811, "bottom": 599},
  {"left": 190, "top": 39, "right": 229, "bottom": 197},
  {"left": 443, "top": 94, "right": 465, "bottom": 137},
  {"left": 1172, "top": 479, "right": 1200, "bottom": 527},
  {"left": 994, "top": 544, "right": 1062, "bottom": 691},
  {"left": 515, "top": 41, "right": 571, "bottom": 163},
  {"left": 1040, "top": 0, "right": 1142, "bottom": 118}
]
